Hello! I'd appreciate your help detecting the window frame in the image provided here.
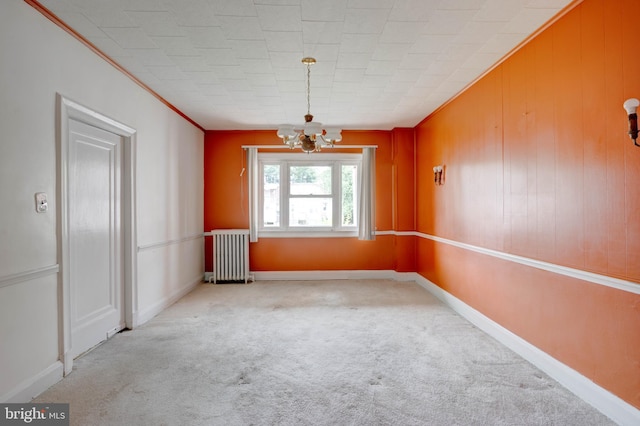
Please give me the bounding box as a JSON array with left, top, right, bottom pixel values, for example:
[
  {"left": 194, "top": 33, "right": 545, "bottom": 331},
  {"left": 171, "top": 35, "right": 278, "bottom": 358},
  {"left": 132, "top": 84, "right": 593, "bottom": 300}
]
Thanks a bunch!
[{"left": 258, "top": 152, "right": 361, "bottom": 238}]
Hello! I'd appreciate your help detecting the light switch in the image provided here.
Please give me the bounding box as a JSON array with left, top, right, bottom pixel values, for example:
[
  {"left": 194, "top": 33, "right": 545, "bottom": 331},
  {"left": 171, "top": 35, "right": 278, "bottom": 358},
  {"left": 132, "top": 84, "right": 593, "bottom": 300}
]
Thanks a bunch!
[{"left": 35, "top": 192, "right": 48, "bottom": 213}]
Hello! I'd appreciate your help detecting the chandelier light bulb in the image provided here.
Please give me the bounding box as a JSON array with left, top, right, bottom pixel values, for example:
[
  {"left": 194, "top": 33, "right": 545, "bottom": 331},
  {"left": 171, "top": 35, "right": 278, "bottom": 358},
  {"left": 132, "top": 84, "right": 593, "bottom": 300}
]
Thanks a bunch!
[
  {"left": 276, "top": 125, "right": 296, "bottom": 139},
  {"left": 304, "top": 121, "right": 322, "bottom": 136},
  {"left": 323, "top": 128, "right": 342, "bottom": 143},
  {"left": 623, "top": 98, "right": 639, "bottom": 115},
  {"left": 624, "top": 98, "right": 640, "bottom": 146}
]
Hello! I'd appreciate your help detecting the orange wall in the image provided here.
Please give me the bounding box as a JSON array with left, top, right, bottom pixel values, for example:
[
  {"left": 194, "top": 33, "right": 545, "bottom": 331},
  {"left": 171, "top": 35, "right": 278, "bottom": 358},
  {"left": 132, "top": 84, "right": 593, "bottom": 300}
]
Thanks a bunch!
[
  {"left": 391, "top": 127, "right": 416, "bottom": 272},
  {"left": 415, "top": 0, "right": 640, "bottom": 409},
  {"left": 204, "top": 129, "right": 415, "bottom": 272}
]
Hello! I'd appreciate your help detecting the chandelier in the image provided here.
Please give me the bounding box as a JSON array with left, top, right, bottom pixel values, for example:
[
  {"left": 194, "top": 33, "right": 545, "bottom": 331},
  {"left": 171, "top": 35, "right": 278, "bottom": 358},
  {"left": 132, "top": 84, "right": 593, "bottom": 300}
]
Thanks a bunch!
[{"left": 276, "top": 57, "right": 342, "bottom": 152}]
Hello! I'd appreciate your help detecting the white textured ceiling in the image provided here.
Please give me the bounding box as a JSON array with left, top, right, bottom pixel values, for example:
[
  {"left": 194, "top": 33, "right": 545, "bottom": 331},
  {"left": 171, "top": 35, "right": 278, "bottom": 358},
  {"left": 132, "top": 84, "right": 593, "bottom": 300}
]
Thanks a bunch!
[{"left": 38, "top": 0, "right": 573, "bottom": 130}]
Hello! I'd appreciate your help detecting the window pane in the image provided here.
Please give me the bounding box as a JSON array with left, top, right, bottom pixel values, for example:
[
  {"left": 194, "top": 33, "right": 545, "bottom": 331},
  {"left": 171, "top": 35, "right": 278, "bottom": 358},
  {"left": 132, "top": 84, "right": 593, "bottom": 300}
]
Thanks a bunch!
[
  {"left": 290, "top": 166, "right": 332, "bottom": 195},
  {"left": 263, "top": 164, "right": 280, "bottom": 227},
  {"left": 342, "top": 164, "right": 357, "bottom": 226},
  {"left": 289, "top": 198, "right": 332, "bottom": 227}
]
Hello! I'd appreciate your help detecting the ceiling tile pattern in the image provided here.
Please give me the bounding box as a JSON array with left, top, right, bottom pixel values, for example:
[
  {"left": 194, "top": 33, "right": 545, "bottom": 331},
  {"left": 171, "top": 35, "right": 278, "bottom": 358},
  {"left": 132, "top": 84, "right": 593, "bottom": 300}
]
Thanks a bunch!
[{"left": 39, "top": 0, "right": 573, "bottom": 130}]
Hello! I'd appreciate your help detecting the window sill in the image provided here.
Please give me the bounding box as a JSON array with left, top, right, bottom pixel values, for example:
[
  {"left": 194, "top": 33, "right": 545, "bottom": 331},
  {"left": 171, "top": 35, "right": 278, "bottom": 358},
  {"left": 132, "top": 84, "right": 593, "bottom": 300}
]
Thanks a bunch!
[{"left": 258, "top": 230, "right": 358, "bottom": 238}]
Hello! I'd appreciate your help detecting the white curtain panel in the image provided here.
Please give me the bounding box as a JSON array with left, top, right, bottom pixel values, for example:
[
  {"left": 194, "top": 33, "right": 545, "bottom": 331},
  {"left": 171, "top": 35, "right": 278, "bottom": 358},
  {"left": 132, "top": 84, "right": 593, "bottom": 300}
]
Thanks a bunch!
[
  {"left": 247, "top": 147, "right": 259, "bottom": 242},
  {"left": 358, "top": 147, "right": 376, "bottom": 241}
]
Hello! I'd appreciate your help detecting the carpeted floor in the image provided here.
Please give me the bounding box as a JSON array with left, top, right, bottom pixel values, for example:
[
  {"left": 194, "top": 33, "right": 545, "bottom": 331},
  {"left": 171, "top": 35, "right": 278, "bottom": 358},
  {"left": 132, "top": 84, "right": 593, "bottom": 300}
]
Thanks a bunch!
[{"left": 34, "top": 280, "right": 615, "bottom": 425}]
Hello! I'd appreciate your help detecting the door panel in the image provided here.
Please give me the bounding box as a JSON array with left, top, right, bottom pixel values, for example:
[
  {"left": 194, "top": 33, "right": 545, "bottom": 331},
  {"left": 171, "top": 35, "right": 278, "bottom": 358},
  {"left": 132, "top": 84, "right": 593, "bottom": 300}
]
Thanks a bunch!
[{"left": 68, "top": 119, "right": 124, "bottom": 358}]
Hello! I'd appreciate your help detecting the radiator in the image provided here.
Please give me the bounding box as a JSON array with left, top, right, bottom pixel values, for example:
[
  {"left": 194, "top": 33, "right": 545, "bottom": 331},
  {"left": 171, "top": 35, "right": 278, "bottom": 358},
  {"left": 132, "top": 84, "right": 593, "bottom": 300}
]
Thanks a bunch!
[{"left": 209, "top": 229, "right": 251, "bottom": 284}]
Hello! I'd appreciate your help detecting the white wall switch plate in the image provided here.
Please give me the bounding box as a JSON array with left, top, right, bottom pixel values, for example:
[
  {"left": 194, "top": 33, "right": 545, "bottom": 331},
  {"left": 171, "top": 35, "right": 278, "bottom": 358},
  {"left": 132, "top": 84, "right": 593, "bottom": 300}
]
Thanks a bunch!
[{"left": 35, "top": 192, "right": 48, "bottom": 213}]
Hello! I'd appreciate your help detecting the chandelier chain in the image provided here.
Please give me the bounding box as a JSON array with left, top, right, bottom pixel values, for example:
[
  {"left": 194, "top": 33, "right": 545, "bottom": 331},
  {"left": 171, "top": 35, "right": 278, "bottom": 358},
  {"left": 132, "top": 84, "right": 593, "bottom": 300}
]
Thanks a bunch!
[{"left": 306, "top": 62, "right": 311, "bottom": 116}]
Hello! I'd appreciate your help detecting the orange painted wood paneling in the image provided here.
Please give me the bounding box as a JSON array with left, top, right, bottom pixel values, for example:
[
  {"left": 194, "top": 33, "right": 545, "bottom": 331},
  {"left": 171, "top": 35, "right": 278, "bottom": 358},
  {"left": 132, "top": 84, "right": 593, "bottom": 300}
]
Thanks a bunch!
[
  {"left": 580, "top": 0, "right": 608, "bottom": 275},
  {"left": 603, "top": 1, "right": 627, "bottom": 278},
  {"left": 204, "top": 130, "right": 398, "bottom": 272},
  {"left": 391, "top": 128, "right": 415, "bottom": 232},
  {"left": 551, "top": 6, "right": 586, "bottom": 269},
  {"left": 417, "top": 0, "right": 640, "bottom": 283},
  {"left": 391, "top": 128, "right": 416, "bottom": 272},
  {"left": 416, "top": 68, "right": 503, "bottom": 251},
  {"left": 418, "top": 238, "right": 640, "bottom": 408},
  {"left": 622, "top": 0, "right": 640, "bottom": 279},
  {"left": 502, "top": 43, "right": 535, "bottom": 258},
  {"left": 414, "top": 124, "right": 436, "bottom": 235},
  {"left": 415, "top": 0, "right": 640, "bottom": 409},
  {"left": 393, "top": 235, "right": 416, "bottom": 273},
  {"left": 531, "top": 28, "right": 557, "bottom": 264},
  {"left": 250, "top": 236, "right": 396, "bottom": 271},
  {"left": 204, "top": 131, "right": 257, "bottom": 230}
]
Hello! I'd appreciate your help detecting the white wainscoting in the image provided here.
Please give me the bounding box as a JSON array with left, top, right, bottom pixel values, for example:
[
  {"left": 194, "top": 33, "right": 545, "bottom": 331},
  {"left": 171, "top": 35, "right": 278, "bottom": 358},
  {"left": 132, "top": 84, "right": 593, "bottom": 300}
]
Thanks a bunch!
[
  {"left": 135, "top": 235, "right": 203, "bottom": 326},
  {"left": 135, "top": 276, "right": 201, "bottom": 326},
  {"left": 0, "top": 362, "right": 63, "bottom": 403},
  {"left": 0, "top": 265, "right": 59, "bottom": 289},
  {"left": 0, "top": 267, "right": 61, "bottom": 403}
]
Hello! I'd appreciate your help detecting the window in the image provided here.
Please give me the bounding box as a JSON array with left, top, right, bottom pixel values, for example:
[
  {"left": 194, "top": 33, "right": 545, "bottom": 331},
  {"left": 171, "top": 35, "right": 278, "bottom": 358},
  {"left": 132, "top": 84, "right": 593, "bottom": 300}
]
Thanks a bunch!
[{"left": 259, "top": 153, "right": 360, "bottom": 236}]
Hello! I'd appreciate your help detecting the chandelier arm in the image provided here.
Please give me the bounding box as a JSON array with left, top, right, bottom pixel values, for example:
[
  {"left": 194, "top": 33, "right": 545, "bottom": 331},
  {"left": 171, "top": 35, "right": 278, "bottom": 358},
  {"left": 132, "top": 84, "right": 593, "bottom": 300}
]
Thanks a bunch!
[{"left": 319, "top": 135, "right": 334, "bottom": 146}]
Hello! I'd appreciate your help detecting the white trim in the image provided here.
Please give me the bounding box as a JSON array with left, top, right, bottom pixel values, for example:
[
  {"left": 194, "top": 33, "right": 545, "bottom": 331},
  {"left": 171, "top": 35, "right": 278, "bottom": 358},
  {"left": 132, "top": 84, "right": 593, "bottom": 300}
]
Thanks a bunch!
[
  {"left": 135, "top": 276, "right": 201, "bottom": 326},
  {"left": 259, "top": 152, "right": 362, "bottom": 160},
  {"left": 137, "top": 234, "right": 203, "bottom": 252},
  {"left": 213, "top": 227, "right": 639, "bottom": 292},
  {"left": 253, "top": 270, "right": 400, "bottom": 281},
  {"left": 57, "top": 94, "right": 138, "bottom": 376},
  {"left": 59, "top": 96, "right": 136, "bottom": 136},
  {"left": 0, "top": 361, "right": 63, "bottom": 403},
  {"left": 256, "top": 231, "right": 358, "bottom": 239},
  {"left": 241, "top": 145, "right": 378, "bottom": 150},
  {"left": 204, "top": 271, "right": 256, "bottom": 283},
  {"left": 259, "top": 231, "right": 359, "bottom": 239},
  {"left": 373, "top": 230, "right": 396, "bottom": 236},
  {"left": 0, "top": 265, "right": 59, "bottom": 289},
  {"left": 411, "top": 273, "right": 640, "bottom": 426},
  {"left": 377, "top": 230, "right": 640, "bottom": 295},
  {"left": 122, "top": 123, "right": 138, "bottom": 334},
  {"left": 257, "top": 152, "right": 361, "bottom": 236}
]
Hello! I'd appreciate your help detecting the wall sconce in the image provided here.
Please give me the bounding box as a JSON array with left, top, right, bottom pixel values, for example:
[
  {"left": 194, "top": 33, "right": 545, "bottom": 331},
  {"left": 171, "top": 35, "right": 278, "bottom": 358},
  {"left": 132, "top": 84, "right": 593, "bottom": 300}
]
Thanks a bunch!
[
  {"left": 433, "top": 165, "right": 444, "bottom": 185},
  {"left": 623, "top": 98, "right": 640, "bottom": 147}
]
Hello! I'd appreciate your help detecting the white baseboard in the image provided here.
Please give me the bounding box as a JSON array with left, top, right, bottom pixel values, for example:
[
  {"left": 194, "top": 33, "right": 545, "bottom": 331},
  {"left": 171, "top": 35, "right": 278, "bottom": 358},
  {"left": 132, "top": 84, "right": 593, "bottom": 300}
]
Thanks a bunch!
[
  {"left": 1, "top": 361, "right": 63, "bottom": 403},
  {"left": 253, "top": 270, "right": 400, "bottom": 281},
  {"left": 412, "top": 273, "right": 640, "bottom": 426},
  {"left": 135, "top": 276, "right": 201, "bottom": 326}
]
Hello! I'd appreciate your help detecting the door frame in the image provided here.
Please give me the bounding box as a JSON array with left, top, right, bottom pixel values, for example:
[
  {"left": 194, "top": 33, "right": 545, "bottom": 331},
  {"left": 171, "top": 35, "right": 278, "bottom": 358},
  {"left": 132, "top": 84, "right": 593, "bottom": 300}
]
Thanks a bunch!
[{"left": 56, "top": 94, "right": 138, "bottom": 375}]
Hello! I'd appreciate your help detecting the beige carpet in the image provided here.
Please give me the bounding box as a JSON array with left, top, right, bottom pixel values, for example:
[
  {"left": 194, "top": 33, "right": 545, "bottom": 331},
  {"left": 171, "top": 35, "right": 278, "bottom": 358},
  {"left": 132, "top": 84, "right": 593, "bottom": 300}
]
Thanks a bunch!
[{"left": 34, "top": 280, "right": 614, "bottom": 425}]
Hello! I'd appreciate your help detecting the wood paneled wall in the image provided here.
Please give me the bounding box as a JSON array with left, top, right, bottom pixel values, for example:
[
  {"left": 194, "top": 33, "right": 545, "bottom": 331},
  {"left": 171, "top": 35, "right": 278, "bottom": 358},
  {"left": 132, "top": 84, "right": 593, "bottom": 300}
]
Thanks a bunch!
[
  {"left": 204, "top": 130, "right": 415, "bottom": 272},
  {"left": 415, "top": 0, "right": 640, "bottom": 409}
]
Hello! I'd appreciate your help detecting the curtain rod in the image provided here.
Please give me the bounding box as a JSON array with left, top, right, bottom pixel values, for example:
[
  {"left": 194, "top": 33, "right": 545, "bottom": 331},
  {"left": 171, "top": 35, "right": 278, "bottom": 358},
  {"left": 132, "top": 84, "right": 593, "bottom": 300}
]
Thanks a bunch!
[{"left": 241, "top": 145, "right": 377, "bottom": 149}]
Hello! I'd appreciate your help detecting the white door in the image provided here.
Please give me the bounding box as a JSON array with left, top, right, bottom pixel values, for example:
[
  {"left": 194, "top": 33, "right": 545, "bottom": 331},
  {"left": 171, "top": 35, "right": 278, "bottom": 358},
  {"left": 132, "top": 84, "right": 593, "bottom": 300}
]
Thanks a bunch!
[{"left": 68, "top": 119, "right": 125, "bottom": 358}]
